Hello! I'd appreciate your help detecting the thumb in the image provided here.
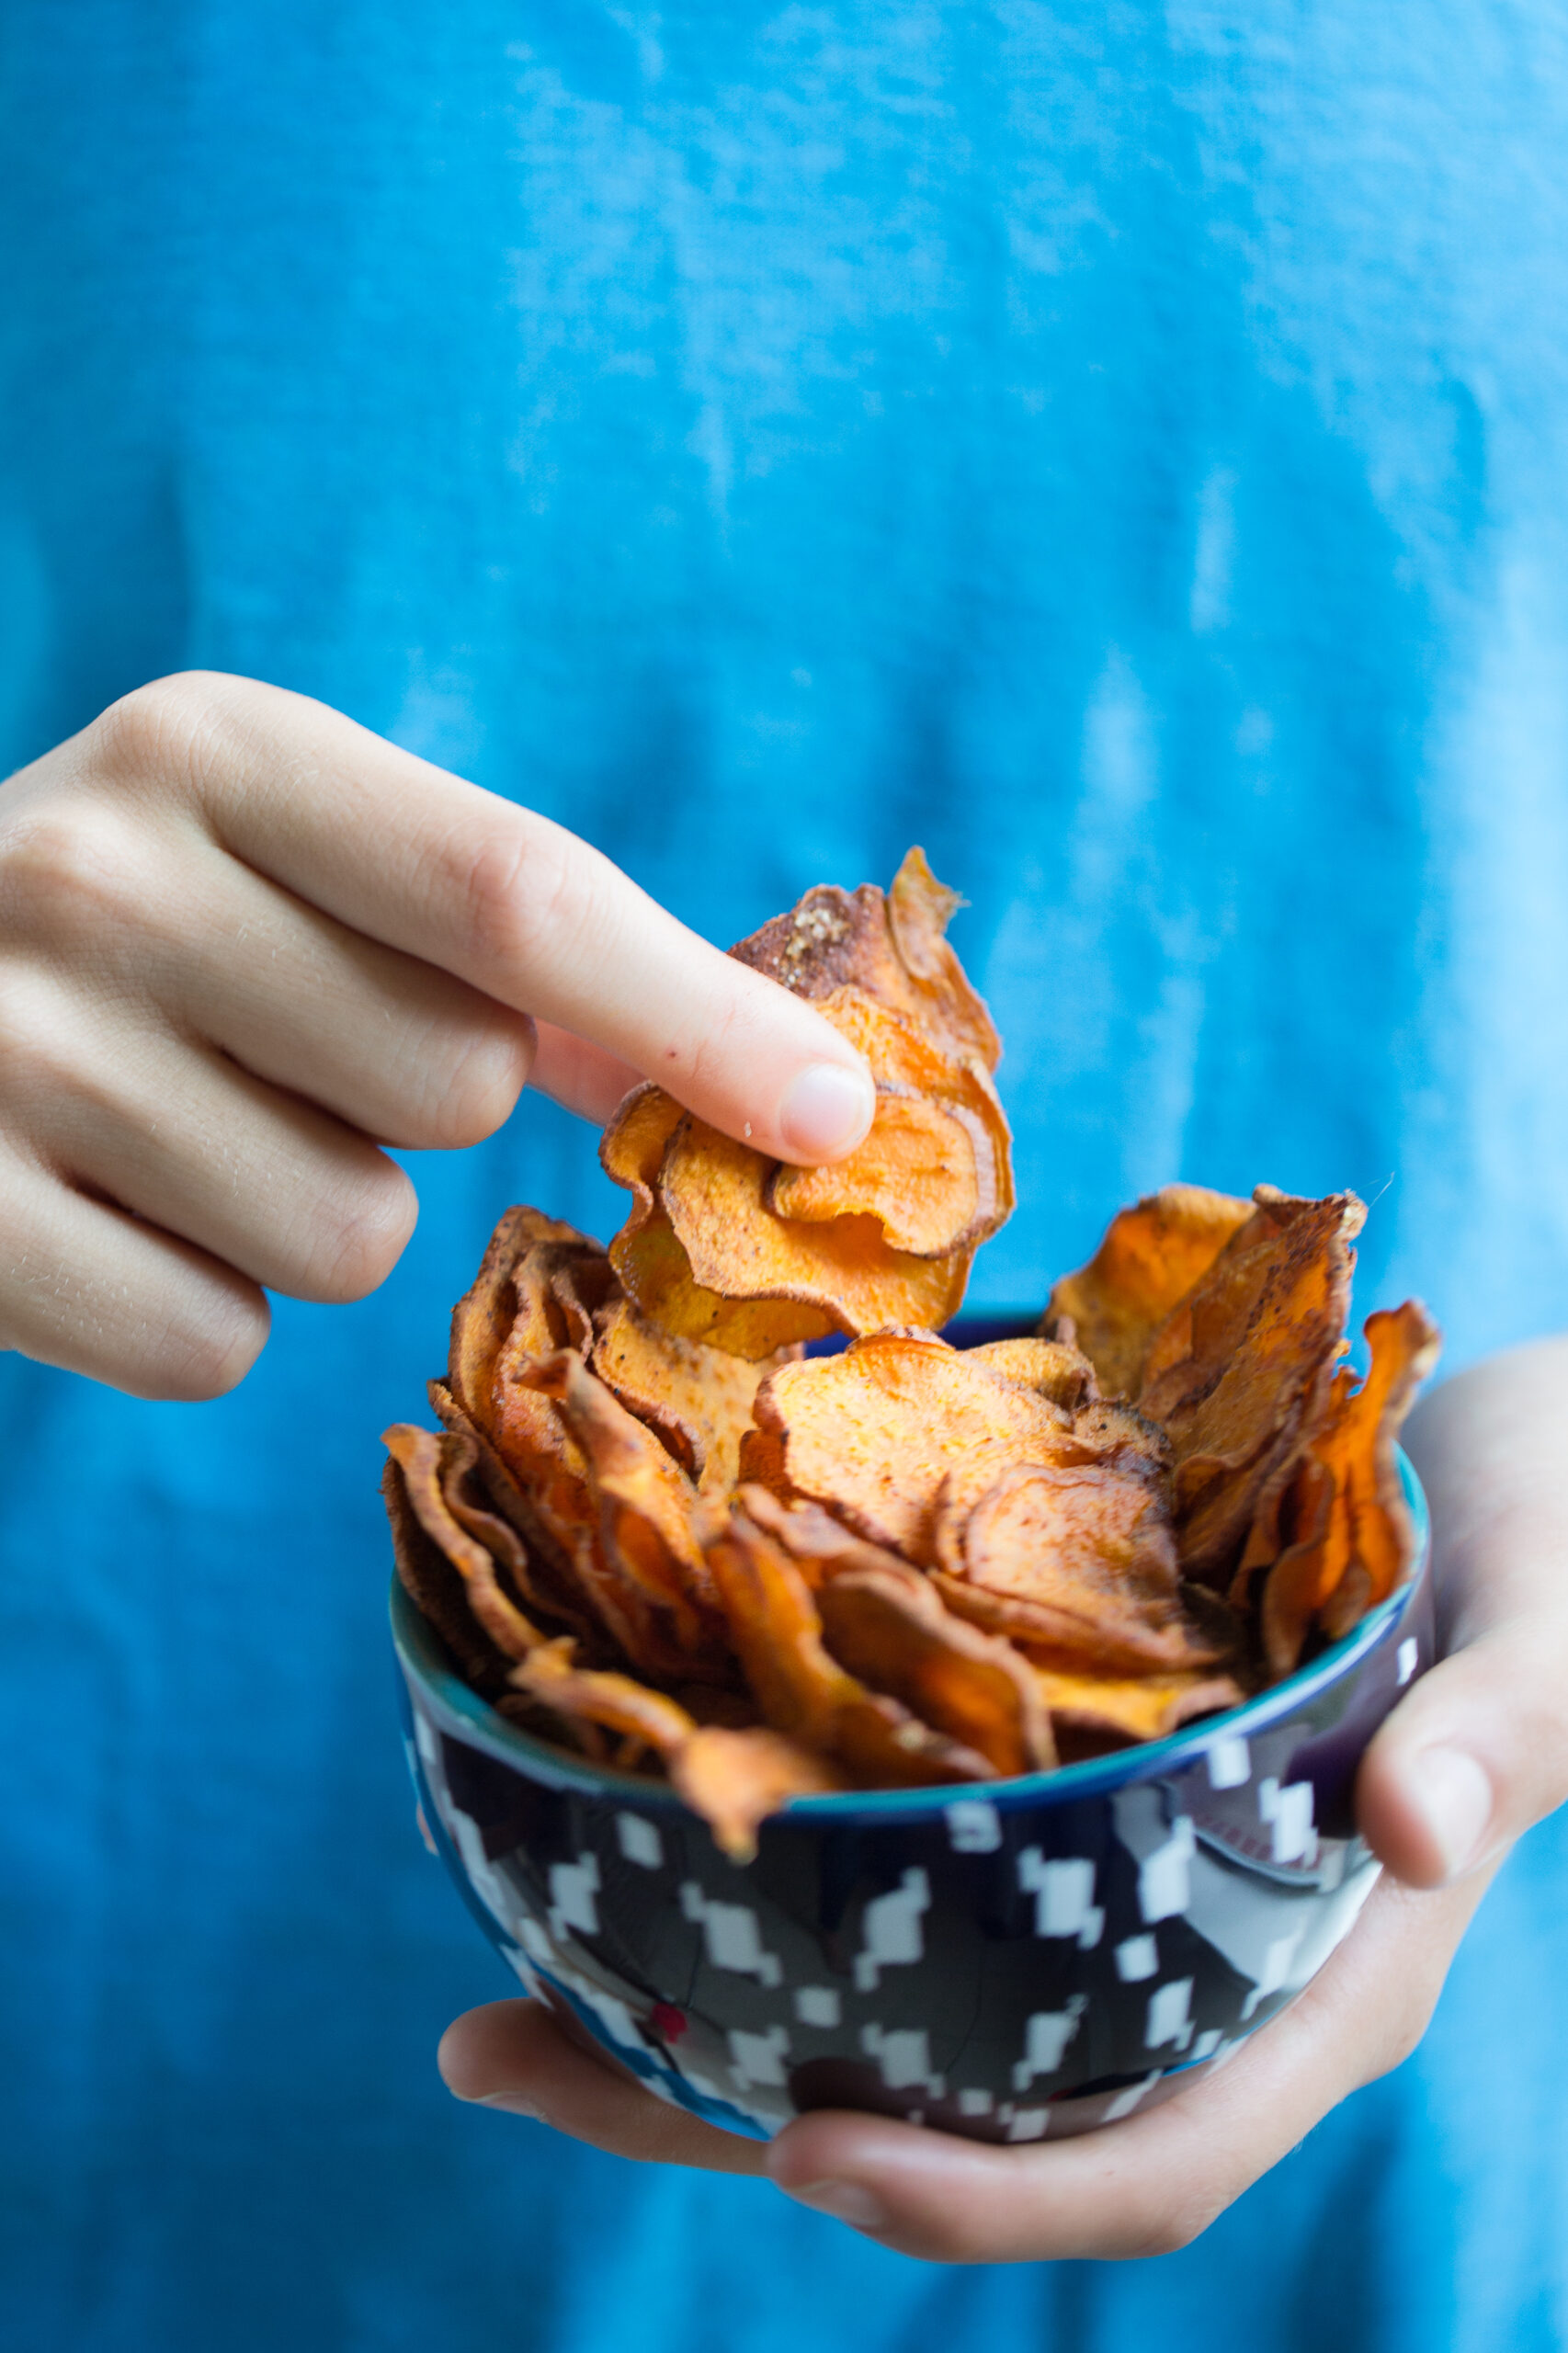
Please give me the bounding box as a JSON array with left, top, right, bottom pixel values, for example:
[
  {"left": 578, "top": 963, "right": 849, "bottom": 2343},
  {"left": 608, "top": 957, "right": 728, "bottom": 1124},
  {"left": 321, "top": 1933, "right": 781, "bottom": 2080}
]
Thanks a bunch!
[{"left": 1357, "top": 1612, "right": 1568, "bottom": 1888}]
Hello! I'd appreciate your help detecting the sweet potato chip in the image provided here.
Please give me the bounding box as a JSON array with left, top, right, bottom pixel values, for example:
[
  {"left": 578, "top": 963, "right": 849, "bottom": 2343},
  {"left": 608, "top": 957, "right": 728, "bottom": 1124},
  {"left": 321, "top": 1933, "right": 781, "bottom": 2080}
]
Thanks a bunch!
[
  {"left": 589, "top": 1294, "right": 775, "bottom": 1495},
  {"left": 929, "top": 1571, "right": 1237, "bottom": 1677},
  {"left": 707, "top": 1509, "right": 996, "bottom": 1786},
  {"left": 1259, "top": 1301, "right": 1440, "bottom": 1675},
  {"left": 511, "top": 1638, "right": 840, "bottom": 1859},
  {"left": 732, "top": 845, "right": 1000, "bottom": 1071},
  {"left": 942, "top": 1461, "right": 1232, "bottom": 1677},
  {"left": 768, "top": 1090, "right": 990, "bottom": 1257},
  {"left": 733, "top": 1485, "right": 919, "bottom": 1588},
  {"left": 1047, "top": 1186, "right": 1255, "bottom": 1400},
  {"left": 815, "top": 1565, "right": 1055, "bottom": 1777},
  {"left": 601, "top": 856, "right": 1010, "bottom": 1357},
  {"left": 744, "top": 1332, "right": 1082, "bottom": 1558},
  {"left": 924, "top": 1398, "right": 1165, "bottom": 1578},
  {"left": 383, "top": 1455, "right": 512, "bottom": 1696},
  {"left": 448, "top": 1206, "right": 595, "bottom": 1426},
  {"left": 660, "top": 1115, "right": 971, "bottom": 1343},
  {"left": 426, "top": 1380, "right": 603, "bottom": 1643},
  {"left": 666, "top": 1727, "right": 846, "bottom": 1863},
  {"left": 963, "top": 1336, "right": 1099, "bottom": 1411},
  {"left": 767, "top": 985, "right": 1014, "bottom": 1259},
  {"left": 1069, "top": 1399, "right": 1173, "bottom": 1472},
  {"left": 1028, "top": 1660, "right": 1247, "bottom": 1753},
  {"left": 1138, "top": 1187, "right": 1366, "bottom": 1579},
  {"left": 382, "top": 1424, "right": 545, "bottom": 1663},
  {"left": 520, "top": 1350, "right": 723, "bottom": 1659}
]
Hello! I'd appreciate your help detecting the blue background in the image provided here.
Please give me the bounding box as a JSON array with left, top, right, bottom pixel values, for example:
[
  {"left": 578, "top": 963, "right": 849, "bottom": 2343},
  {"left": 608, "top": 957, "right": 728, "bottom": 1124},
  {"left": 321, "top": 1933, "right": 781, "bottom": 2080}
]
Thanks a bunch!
[{"left": 4, "top": 4, "right": 1568, "bottom": 2347}]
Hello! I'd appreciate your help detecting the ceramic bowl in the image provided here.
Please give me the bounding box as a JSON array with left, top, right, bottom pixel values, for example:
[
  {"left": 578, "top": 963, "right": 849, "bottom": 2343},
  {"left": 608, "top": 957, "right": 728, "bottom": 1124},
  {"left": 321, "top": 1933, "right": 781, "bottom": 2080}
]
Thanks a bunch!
[{"left": 392, "top": 1324, "right": 1432, "bottom": 2146}]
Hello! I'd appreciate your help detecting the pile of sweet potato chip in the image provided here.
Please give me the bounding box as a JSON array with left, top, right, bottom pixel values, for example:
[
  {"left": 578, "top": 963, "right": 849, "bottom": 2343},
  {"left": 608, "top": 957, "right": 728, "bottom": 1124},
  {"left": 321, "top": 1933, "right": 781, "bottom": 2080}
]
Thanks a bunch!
[{"left": 383, "top": 854, "right": 1439, "bottom": 1859}]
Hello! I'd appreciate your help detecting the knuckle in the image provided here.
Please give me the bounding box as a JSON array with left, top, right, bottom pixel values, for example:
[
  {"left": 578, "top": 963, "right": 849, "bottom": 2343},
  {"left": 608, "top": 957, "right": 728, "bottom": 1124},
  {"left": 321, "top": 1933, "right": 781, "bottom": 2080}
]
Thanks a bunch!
[
  {"left": 0, "top": 966, "right": 80, "bottom": 1105},
  {"left": 458, "top": 819, "right": 603, "bottom": 987},
  {"left": 88, "top": 671, "right": 238, "bottom": 785},
  {"left": 421, "top": 1015, "right": 535, "bottom": 1150},
  {"left": 458, "top": 823, "right": 538, "bottom": 973},
  {"left": 0, "top": 800, "right": 152, "bottom": 947},
  {"left": 306, "top": 1158, "right": 417, "bottom": 1302},
  {"left": 153, "top": 1289, "right": 271, "bottom": 1402}
]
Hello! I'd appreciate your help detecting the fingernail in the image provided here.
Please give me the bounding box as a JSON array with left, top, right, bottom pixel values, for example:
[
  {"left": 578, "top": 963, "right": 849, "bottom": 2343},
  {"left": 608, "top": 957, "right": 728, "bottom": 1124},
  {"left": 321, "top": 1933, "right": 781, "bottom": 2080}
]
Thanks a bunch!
[
  {"left": 776, "top": 2179, "right": 887, "bottom": 2232},
  {"left": 474, "top": 2093, "right": 547, "bottom": 2121},
  {"left": 1416, "top": 1745, "right": 1494, "bottom": 1879},
  {"left": 778, "top": 1064, "right": 875, "bottom": 1160}
]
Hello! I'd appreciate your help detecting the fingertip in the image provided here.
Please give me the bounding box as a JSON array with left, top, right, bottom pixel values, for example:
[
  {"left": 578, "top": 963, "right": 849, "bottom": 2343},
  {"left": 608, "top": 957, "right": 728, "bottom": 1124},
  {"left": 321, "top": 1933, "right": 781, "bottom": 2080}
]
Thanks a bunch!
[{"left": 775, "top": 1060, "right": 876, "bottom": 1165}]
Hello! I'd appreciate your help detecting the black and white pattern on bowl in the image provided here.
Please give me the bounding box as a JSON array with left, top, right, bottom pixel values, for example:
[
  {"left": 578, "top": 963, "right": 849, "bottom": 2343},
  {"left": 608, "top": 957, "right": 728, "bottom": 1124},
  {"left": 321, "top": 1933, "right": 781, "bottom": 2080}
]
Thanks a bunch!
[{"left": 393, "top": 1461, "right": 1432, "bottom": 2145}]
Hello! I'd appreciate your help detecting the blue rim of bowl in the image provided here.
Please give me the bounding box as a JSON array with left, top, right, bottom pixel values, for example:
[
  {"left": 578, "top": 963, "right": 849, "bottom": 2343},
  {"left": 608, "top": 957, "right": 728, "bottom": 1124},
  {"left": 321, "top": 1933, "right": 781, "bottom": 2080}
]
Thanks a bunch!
[{"left": 392, "top": 1451, "right": 1429, "bottom": 1823}]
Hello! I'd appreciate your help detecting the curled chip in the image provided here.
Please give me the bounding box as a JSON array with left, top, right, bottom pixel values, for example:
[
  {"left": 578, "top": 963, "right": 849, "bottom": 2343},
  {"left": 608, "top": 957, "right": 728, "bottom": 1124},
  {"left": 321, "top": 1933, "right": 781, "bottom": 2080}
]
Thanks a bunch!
[
  {"left": 512, "top": 1639, "right": 841, "bottom": 1861},
  {"left": 1259, "top": 1302, "right": 1440, "bottom": 1676},
  {"left": 448, "top": 1206, "right": 597, "bottom": 1425},
  {"left": 520, "top": 1350, "right": 726, "bottom": 1668},
  {"left": 600, "top": 852, "right": 1012, "bottom": 1357},
  {"left": 1027, "top": 1661, "right": 1249, "bottom": 1754},
  {"left": 733, "top": 846, "right": 1000, "bottom": 1071},
  {"left": 382, "top": 1423, "right": 544, "bottom": 1665},
  {"left": 589, "top": 1294, "right": 776, "bottom": 1497},
  {"left": 962, "top": 1336, "right": 1099, "bottom": 1411},
  {"left": 1138, "top": 1187, "right": 1366, "bottom": 1580},
  {"left": 657, "top": 1116, "right": 971, "bottom": 1344},
  {"left": 815, "top": 1565, "right": 1056, "bottom": 1778},
  {"left": 707, "top": 1509, "right": 996, "bottom": 1787},
  {"left": 1048, "top": 1186, "right": 1255, "bottom": 1401},
  {"left": 384, "top": 852, "right": 1441, "bottom": 1858}
]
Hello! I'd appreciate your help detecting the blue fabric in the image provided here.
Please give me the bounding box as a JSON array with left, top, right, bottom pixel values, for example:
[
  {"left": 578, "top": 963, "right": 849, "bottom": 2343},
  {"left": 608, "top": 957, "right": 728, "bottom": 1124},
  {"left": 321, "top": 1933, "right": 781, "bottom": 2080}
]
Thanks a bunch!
[{"left": 4, "top": 4, "right": 1568, "bottom": 2346}]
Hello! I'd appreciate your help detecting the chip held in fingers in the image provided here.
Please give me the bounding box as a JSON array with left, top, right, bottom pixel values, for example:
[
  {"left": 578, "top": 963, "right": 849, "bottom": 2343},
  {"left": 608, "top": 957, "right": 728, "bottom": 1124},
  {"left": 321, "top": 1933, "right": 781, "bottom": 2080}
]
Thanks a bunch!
[{"left": 383, "top": 850, "right": 1438, "bottom": 1859}]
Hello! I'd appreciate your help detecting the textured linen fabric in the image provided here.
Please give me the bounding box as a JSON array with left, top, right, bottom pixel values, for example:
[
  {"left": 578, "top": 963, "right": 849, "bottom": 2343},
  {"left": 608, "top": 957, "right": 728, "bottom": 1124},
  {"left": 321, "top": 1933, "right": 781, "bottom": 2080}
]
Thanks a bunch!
[{"left": 3, "top": 5, "right": 1568, "bottom": 2347}]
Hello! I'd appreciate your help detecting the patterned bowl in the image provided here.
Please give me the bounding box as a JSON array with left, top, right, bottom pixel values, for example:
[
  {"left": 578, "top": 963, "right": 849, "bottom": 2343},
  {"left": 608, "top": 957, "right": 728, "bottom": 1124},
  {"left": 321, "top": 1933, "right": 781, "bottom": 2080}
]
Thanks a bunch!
[{"left": 392, "top": 1342, "right": 1432, "bottom": 2147}]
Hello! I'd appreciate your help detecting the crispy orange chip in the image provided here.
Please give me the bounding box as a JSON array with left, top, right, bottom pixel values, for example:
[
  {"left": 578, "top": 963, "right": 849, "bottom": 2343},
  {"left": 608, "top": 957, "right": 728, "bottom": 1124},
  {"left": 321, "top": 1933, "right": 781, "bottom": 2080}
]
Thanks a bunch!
[
  {"left": 1028, "top": 1660, "right": 1247, "bottom": 1753},
  {"left": 520, "top": 1350, "right": 722, "bottom": 1656},
  {"left": 1260, "top": 1301, "right": 1440, "bottom": 1675},
  {"left": 962, "top": 1336, "right": 1099, "bottom": 1411},
  {"left": 1138, "top": 1187, "right": 1366, "bottom": 1578},
  {"left": 732, "top": 846, "right": 1000, "bottom": 1071},
  {"left": 448, "top": 1206, "right": 597, "bottom": 1427},
  {"left": 511, "top": 1639, "right": 839, "bottom": 1860},
  {"left": 660, "top": 1117, "right": 971, "bottom": 1340},
  {"left": 744, "top": 1332, "right": 1082, "bottom": 1558},
  {"left": 945, "top": 1460, "right": 1228, "bottom": 1676},
  {"left": 589, "top": 1294, "right": 776, "bottom": 1496},
  {"left": 708, "top": 1507, "right": 996, "bottom": 1786},
  {"left": 1048, "top": 1186, "right": 1255, "bottom": 1401},
  {"left": 815, "top": 1566, "right": 1055, "bottom": 1777},
  {"left": 600, "top": 855, "right": 1011, "bottom": 1358},
  {"left": 769, "top": 1090, "right": 989, "bottom": 1257},
  {"left": 382, "top": 1424, "right": 545, "bottom": 1664},
  {"left": 666, "top": 1727, "right": 845, "bottom": 1862},
  {"left": 929, "top": 1571, "right": 1236, "bottom": 1678}
]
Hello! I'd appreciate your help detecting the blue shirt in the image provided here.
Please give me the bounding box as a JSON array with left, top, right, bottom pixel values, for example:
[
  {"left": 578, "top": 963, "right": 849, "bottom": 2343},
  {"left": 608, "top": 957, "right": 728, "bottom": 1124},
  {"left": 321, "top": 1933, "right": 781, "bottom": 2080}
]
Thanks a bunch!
[{"left": 4, "top": 6, "right": 1567, "bottom": 2347}]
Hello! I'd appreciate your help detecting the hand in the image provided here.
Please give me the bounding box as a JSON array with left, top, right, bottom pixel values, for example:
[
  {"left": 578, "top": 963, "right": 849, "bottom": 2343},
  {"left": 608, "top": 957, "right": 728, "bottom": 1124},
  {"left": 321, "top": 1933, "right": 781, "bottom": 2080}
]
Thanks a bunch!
[
  {"left": 0, "top": 674, "right": 874, "bottom": 1398},
  {"left": 437, "top": 1336, "right": 1568, "bottom": 2261}
]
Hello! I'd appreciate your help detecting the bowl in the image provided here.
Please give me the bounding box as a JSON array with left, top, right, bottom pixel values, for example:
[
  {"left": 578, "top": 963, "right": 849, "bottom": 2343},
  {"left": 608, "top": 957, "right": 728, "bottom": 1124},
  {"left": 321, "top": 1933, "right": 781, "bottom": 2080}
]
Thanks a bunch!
[{"left": 392, "top": 1332, "right": 1433, "bottom": 2146}]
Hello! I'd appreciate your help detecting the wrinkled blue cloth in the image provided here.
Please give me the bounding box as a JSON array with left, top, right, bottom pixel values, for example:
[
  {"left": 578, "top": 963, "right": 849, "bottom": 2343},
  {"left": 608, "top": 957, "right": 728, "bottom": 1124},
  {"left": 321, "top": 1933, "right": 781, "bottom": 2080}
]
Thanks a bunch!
[{"left": 4, "top": 5, "right": 1568, "bottom": 2348}]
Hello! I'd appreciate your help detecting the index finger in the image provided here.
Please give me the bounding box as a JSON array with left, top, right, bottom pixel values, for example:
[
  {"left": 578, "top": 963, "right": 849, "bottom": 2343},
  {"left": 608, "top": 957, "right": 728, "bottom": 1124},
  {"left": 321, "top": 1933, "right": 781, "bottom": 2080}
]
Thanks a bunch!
[{"left": 96, "top": 673, "right": 877, "bottom": 1165}]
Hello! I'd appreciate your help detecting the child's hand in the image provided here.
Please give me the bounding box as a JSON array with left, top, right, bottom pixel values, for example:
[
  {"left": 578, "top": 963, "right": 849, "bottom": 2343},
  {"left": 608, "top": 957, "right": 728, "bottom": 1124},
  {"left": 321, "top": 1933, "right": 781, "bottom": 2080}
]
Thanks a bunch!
[
  {"left": 437, "top": 1337, "right": 1568, "bottom": 2262},
  {"left": 0, "top": 674, "right": 874, "bottom": 1398}
]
